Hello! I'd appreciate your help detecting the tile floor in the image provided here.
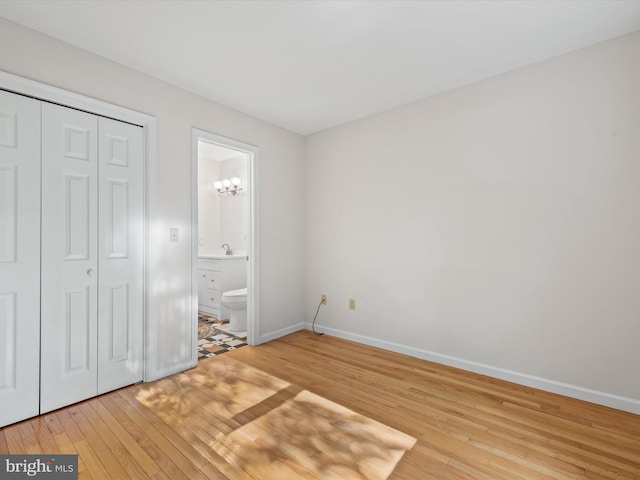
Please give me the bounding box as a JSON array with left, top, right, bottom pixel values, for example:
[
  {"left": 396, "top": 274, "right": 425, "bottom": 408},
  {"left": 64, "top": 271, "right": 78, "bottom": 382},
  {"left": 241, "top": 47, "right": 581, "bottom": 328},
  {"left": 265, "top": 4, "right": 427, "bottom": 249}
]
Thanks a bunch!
[{"left": 197, "top": 314, "right": 247, "bottom": 361}]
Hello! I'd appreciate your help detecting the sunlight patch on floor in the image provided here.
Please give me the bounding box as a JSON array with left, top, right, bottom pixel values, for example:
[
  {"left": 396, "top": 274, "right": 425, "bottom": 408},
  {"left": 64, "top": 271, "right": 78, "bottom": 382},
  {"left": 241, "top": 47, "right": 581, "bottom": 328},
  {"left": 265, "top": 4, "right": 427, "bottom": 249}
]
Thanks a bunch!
[
  {"left": 135, "top": 358, "right": 291, "bottom": 422},
  {"left": 134, "top": 356, "right": 415, "bottom": 478},
  {"left": 214, "top": 389, "right": 417, "bottom": 479}
]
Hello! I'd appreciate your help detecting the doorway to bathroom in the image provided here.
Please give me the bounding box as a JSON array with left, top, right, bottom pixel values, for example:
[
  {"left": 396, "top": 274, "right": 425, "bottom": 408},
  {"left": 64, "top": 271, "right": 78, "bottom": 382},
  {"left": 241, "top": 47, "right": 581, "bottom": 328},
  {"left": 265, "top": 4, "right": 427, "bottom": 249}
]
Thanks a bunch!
[{"left": 191, "top": 128, "right": 259, "bottom": 363}]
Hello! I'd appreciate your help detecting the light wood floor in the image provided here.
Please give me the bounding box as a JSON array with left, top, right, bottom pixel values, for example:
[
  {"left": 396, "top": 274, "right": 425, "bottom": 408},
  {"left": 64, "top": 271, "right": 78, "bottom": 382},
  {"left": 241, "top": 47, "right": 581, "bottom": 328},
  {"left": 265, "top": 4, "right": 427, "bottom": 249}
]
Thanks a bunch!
[{"left": 1, "top": 331, "right": 639, "bottom": 479}]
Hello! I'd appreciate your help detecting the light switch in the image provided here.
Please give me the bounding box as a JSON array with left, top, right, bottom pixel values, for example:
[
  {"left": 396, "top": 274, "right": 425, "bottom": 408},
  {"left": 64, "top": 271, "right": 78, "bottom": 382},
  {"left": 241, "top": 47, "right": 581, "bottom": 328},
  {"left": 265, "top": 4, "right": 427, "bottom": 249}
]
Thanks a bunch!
[{"left": 169, "top": 227, "right": 179, "bottom": 242}]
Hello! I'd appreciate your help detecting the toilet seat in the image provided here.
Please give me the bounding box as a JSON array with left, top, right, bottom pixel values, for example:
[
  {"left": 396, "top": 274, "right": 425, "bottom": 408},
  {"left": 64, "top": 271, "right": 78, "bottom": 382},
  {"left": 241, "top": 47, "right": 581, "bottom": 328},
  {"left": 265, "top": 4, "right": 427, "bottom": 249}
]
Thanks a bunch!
[
  {"left": 222, "top": 287, "right": 247, "bottom": 298},
  {"left": 221, "top": 288, "right": 247, "bottom": 332},
  {"left": 221, "top": 288, "right": 247, "bottom": 304}
]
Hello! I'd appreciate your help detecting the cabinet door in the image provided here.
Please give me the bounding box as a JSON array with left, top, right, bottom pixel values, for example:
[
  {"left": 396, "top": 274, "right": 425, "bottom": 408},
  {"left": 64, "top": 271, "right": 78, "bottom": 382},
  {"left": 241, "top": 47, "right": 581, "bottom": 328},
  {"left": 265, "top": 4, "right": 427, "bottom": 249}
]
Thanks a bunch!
[
  {"left": 0, "top": 90, "right": 41, "bottom": 427},
  {"left": 97, "top": 117, "right": 144, "bottom": 395},
  {"left": 41, "top": 103, "right": 99, "bottom": 414}
]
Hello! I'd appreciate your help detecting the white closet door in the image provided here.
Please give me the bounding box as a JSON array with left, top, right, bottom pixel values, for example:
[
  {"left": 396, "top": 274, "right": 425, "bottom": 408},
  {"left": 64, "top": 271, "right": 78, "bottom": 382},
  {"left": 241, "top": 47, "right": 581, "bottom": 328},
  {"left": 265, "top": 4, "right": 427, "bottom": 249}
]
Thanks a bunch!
[
  {"left": 41, "top": 103, "right": 99, "bottom": 414},
  {"left": 0, "top": 90, "right": 41, "bottom": 427},
  {"left": 97, "top": 117, "right": 143, "bottom": 394}
]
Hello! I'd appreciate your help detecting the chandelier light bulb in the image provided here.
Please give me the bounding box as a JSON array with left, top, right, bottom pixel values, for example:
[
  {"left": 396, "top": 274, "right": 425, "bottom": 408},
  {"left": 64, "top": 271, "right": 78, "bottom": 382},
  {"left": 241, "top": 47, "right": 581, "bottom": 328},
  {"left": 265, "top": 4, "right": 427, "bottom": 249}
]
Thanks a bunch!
[{"left": 214, "top": 177, "right": 244, "bottom": 196}]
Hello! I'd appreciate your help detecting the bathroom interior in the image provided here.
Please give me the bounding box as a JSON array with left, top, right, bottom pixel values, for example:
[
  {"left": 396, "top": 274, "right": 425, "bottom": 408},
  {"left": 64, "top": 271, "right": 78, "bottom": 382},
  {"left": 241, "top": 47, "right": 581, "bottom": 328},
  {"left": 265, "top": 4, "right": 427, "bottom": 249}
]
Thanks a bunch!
[{"left": 197, "top": 139, "right": 249, "bottom": 349}]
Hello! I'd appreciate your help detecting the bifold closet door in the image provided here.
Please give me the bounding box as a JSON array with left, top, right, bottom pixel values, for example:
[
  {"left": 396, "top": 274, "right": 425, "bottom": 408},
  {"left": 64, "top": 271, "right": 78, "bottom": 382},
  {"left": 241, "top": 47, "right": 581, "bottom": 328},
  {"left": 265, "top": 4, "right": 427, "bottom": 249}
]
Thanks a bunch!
[
  {"left": 40, "top": 103, "right": 99, "bottom": 414},
  {"left": 0, "top": 90, "right": 41, "bottom": 426},
  {"left": 97, "top": 117, "right": 143, "bottom": 395},
  {"left": 40, "top": 104, "right": 144, "bottom": 413}
]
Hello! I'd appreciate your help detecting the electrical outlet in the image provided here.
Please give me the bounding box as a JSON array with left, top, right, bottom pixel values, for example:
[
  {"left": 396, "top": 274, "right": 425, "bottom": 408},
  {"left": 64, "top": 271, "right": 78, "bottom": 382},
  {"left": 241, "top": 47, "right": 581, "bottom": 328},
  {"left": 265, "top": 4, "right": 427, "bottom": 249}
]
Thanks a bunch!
[
  {"left": 321, "top": 294, "right": 327, "bottom": 305},
  {"left": 349, "top": 298, "right": 356, "bottom": 310}
]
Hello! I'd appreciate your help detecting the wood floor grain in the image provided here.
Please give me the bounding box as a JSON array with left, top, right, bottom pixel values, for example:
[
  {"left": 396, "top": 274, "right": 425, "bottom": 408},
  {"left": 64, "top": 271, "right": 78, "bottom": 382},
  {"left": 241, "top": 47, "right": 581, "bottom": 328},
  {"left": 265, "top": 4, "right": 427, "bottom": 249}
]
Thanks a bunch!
[{"left": 1, "top": 330, "right": 639, "bottom": 479}]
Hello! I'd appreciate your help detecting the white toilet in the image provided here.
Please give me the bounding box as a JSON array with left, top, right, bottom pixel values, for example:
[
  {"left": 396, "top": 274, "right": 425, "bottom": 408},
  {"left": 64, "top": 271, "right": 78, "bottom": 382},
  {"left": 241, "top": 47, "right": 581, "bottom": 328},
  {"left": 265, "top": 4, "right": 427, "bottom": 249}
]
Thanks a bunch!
[{"left": 221, "top": 287, "right": 247, "bottom": 333}]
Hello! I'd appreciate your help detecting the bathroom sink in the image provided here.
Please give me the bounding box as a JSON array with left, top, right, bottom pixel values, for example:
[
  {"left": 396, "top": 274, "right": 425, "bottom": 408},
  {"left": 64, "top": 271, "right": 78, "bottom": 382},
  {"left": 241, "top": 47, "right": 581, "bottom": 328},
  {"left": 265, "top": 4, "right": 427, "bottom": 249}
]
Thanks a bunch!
[{"left": 199, "top": 254, "right": 246, "bottom": 260}]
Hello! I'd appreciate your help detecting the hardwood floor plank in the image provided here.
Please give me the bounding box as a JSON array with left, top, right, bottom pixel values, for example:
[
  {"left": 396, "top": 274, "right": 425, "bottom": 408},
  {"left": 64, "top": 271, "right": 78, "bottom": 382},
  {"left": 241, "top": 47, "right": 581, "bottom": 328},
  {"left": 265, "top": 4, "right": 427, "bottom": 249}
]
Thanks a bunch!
[
  {"left": 1, "top": 330, "right": 639, "bottom": 479},
  {"left": 15, "top": 420, "right": 45, "bottom": 454},
  {"left": 40, "top": 413, "right": 87, "bottom": 477},
  {"left": 72, "top": 439, "right": 105, "bottom": 480},
  {"left": 117, "top": 387, "right": 231, "bottom": 480},
  {"left": 0, "top": 430, "right": 8, "bottom": 453},
  {"left": 74, "top": 401, "right": 153, "bottom": 480},
  {"left": 28, "top": 417, "right": 61, "bottom": 455},
  {"left": 88, "top": 399, "right": 159, "bottom": 475},
  {"left": 108, "top": 392, "right": 206, "bottom": 480},
  {"left": 98, "top": 395, "right": 190, "bottom": 480},
  {"left": 121, "top": 381, "right": 246, "bottom": 480},
  {"left": 2, "top": 423, "right": 26, "bottom": 453},
  {"left": 230, "top": 331, "right": 640, "bottom": 479},
  {"left": 41, "top": 413, "right": 77, "bottom": 455}
]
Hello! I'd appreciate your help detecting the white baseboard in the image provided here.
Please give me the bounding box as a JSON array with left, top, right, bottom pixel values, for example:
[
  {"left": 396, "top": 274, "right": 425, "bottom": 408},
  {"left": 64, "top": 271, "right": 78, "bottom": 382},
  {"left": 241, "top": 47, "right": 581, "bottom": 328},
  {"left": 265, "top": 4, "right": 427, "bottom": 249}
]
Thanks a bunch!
[
  {"left": 258, "top": 322, "right": 306, "bottom": 345},
  {"left": 305, "top": 323, "right": 640, "bottom": 416},
  {"left": 146, "top": 359, "right": 196, "bottom": 382}
]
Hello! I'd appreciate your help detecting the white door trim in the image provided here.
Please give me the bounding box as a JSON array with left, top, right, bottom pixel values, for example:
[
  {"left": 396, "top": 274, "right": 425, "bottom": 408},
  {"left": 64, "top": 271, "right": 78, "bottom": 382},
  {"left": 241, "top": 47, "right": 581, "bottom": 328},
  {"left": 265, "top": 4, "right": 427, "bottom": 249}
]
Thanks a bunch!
[
  {"left": 0, "top": 70, "right": 158, "bottom": 382},
  {"left": 191, "top": 128, "right": 259, "bottom": 362}
]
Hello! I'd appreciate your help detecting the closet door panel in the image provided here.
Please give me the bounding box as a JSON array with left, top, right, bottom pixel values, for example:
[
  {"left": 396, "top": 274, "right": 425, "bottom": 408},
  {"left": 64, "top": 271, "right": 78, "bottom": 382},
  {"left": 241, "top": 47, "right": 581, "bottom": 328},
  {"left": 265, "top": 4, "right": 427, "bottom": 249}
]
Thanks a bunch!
[
  {"left": 41, "top": 103, "right": 98, "bottom": 414},
  {"left": 0, "top": 90, "right": 40, "bottom": 427},
  {"left": 98, "top": 117, "right": 143, "bottom": 394}
]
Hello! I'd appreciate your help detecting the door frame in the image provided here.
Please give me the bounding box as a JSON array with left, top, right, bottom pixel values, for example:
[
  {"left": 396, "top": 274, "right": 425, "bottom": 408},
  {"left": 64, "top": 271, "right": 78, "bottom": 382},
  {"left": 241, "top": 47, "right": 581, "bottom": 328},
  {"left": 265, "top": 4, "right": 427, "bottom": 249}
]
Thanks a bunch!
[
  {"left": 191, "top": 129, "right": 259, "bottom": 357},
  {"left": 0, "top": 70, "right": 158, "bottom": 382}
]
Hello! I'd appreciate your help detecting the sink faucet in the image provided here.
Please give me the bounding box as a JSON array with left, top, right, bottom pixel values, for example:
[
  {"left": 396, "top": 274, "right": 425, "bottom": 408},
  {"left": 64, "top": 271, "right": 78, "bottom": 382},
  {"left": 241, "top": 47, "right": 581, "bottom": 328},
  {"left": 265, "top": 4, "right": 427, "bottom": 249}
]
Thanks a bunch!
[{"left": 221, "top": 243, "right": 232, "bottom": 255}]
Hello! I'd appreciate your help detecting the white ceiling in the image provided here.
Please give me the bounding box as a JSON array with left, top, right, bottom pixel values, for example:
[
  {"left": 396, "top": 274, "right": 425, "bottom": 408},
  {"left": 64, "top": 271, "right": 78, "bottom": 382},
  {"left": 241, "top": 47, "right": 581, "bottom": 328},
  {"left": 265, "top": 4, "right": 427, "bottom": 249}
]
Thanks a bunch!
[
  {"left": 198, "top": 140, "right": 245, "bottom": 163},
  {"left": 2, "top": 0, "right": 640, "bottom": 135}
]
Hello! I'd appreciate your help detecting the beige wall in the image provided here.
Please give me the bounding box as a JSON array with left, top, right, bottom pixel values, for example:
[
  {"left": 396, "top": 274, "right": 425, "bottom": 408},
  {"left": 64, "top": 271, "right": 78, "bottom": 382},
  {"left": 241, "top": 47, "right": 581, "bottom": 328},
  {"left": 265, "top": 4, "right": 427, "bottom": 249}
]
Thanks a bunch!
[
  {"left": 198, "top": 154, "right": 249, "bottom": 256},
  {"left": 198, "top": 156, "right": 222, "bottom": 254},
  {"left": 305, "top": 31, "right": 640, "bottom": 411},
  {"left": 219, "top": 156, "right": 248, "bottom": 253},
  {"left": 0, "top": 18, "right": 306, "bottom": 379}
]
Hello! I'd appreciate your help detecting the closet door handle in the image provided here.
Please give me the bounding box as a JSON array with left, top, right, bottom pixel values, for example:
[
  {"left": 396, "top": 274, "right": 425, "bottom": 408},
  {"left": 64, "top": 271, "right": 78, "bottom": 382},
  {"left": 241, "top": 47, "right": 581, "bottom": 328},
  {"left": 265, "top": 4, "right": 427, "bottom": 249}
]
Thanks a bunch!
[{"left": 87, "top": 268, "right": 94, "bottom": 277}]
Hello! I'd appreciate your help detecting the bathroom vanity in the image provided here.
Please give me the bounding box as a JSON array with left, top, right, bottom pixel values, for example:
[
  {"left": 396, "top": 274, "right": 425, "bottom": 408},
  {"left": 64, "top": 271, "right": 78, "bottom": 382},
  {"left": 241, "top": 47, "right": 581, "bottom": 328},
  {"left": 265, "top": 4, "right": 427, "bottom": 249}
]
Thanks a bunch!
[{"left": 198, "top": 255, "right": 247, "bottom": 319}]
